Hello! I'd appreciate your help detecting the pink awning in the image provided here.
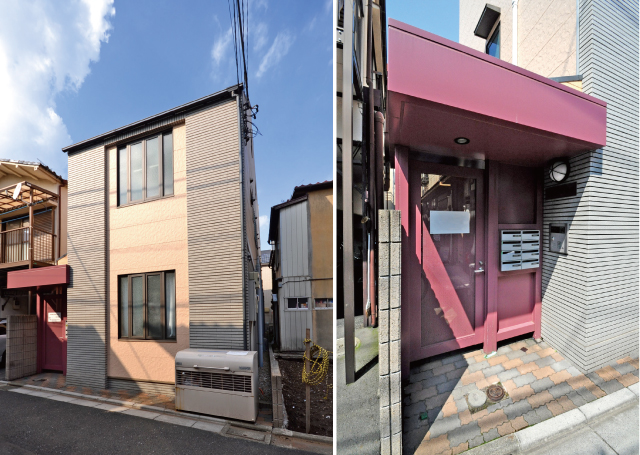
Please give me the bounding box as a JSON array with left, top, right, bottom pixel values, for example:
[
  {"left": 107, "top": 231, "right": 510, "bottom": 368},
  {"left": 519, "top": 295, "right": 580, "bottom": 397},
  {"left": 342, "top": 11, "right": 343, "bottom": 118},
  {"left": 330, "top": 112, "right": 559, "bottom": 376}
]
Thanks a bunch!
[
  {"left": 387, "top": 20, "right": 607, "bottom": 167},
  {"left": 7, "top": 265, "right": 70, "bottom": 289}
]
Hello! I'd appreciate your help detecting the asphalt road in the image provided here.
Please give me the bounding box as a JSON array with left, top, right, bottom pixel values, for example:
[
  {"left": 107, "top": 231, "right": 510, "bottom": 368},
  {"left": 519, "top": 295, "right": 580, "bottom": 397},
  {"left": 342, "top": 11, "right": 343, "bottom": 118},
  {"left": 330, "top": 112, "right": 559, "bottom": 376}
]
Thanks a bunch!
[{"left": 0, "top": 387, "right": 311, "bottom": 455}]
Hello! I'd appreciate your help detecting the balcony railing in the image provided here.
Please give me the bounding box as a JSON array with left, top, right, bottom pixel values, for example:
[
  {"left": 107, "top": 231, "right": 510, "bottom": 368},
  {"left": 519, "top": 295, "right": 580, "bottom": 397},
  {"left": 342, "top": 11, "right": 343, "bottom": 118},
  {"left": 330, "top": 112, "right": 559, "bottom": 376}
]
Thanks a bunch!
[{"left": 0, "top": 227, "right": 56, "bottom": 266}]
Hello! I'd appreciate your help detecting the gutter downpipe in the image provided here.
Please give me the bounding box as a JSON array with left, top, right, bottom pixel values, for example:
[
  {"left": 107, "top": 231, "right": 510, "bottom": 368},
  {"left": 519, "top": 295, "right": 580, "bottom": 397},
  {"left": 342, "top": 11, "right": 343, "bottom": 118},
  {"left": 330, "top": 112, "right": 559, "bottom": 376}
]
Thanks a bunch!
[
  {"left": 234, "top": 89, "right": 248, "bottom": 353},
  {"left": 366, "top": 0, "right": 376, "bottom": 327},
  {"left": 258, "top": 264, "right": 264, "bottom": 368},
  {"left": 576, "top": 0, "right": 580, "bottom": 73},
  {"left": 512, "top": 0, "right": 518, "bottom": 65}
]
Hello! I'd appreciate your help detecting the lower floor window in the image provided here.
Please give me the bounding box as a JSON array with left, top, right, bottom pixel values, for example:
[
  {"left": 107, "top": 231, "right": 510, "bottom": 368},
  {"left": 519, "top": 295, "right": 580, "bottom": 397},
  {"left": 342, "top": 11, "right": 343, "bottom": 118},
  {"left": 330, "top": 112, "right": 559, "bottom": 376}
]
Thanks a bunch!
[
  {"left": 314, "top": 298, "right": 333, "bottom": 309},
  {"left": 119, "top": 271, "right": 176, "bottom": 340},
  {"left": 287, "top": 297, "right": 308, "bottom": 310}
]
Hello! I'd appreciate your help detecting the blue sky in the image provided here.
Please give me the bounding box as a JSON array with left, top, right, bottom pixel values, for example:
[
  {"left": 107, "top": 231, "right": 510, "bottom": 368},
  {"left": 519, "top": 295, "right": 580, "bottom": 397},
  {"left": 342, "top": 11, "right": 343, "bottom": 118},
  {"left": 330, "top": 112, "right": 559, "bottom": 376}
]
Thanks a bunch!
[
  {"left": 387, "top": 0, "right": 459, "bottom": 42},
  {"left": 0, "top": 0, "right": 332, "bottom": 250}
]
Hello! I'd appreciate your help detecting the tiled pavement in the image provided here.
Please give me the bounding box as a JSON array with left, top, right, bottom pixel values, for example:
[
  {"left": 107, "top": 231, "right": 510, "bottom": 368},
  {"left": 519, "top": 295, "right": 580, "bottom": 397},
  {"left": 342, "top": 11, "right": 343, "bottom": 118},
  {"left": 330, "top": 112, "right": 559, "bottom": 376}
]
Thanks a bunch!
[
  {"left": 8, "top": 371, "right": 274, "bottom": 426},
  {"left": 402, "top": 338, "right": 640, "bottom": 455}
]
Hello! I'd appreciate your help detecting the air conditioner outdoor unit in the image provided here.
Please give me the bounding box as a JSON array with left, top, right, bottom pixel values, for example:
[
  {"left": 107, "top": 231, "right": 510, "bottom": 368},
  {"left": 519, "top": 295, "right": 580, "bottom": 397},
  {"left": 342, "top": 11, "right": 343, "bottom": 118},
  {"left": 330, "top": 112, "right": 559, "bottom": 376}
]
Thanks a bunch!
[{"left": 175, "top": 349, "right": 258, "bottom": 422}]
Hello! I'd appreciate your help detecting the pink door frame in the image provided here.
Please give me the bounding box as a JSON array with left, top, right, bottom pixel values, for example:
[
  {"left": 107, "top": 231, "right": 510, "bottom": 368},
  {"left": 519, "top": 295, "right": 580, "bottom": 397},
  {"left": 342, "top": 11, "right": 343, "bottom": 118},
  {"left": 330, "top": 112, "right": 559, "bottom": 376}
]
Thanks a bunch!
[
  {"left": 35, "top": 286, "right": 67, "bottom": 374},
  {"left": 408, "top": 160, "right": 486, "bottom": 362},
  {"left": 397, "top": 147, "right": 543, "bottom": 379}
]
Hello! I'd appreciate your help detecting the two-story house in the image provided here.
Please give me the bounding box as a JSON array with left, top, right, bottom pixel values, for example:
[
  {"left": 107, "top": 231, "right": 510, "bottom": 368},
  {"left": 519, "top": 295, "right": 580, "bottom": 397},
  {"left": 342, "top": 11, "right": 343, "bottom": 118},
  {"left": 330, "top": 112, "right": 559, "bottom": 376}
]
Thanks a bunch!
[
  {"left": 268, "top": 181, "right": 333, "bottom": 351},
  {"left": 0, "top": 159, "right": 68, "bottom": 378},
  {"left": 61, "top": 84, "right": 262, "bottom": 394}
]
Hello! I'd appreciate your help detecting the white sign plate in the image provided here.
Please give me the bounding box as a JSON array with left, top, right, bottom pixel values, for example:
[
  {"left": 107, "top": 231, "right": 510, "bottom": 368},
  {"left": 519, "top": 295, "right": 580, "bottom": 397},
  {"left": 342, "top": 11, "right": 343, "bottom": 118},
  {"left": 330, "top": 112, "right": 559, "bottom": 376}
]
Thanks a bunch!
[
  {"left": 430, "top": 211, "right": 470, "bottom": 235},
  {"left": 48, "top": 312, "right": 62, "bottom": 323}
]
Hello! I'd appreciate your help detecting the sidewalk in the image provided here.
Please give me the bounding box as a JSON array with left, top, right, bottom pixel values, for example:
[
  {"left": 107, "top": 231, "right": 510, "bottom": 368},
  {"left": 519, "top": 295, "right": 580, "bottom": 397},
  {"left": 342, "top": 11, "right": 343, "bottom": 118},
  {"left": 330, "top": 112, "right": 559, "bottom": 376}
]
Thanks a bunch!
[
  {"left": 0, "top": 379, "right": 332, "bottom": 454},
  {"left": 336, "top": 318, "right": 380, "bottom": 455},
  {"left": 464, "top": 382, "right": 639, "bottom": 454},
  {"left": 403, "top": 336, "right": 639, "bottom": 454}
]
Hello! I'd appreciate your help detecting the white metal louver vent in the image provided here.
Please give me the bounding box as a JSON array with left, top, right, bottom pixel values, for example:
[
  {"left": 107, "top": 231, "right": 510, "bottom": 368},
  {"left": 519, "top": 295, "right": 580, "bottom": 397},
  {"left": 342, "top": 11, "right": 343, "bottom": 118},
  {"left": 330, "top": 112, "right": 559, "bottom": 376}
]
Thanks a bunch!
[
  {"left": 175, "top": 349, "right": 258, "bottom": 422},
  {"left": 176, "top": 370, "right": 252, "bottom": 393}
]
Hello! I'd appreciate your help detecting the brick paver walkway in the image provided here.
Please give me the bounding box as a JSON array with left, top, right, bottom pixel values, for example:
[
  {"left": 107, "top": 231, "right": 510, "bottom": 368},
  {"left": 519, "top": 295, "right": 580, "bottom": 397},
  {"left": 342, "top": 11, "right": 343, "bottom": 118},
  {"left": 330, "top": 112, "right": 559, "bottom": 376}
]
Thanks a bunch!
[
  {"left": 402, "top": 338, "right": 639, "bottom": 455},
  {"left": 8, "top": 371, "right": 274, "bottom": 426}
]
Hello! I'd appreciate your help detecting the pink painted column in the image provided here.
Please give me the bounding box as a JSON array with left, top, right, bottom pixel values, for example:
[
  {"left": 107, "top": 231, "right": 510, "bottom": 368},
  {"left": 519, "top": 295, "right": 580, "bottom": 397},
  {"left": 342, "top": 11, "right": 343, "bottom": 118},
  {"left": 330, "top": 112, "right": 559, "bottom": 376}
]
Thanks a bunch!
[
  {"left": 533, "top": 170, "right": 544, "bottom": 340},
  {"left": 395, "top": 146, "right": 411, "bottom": 380},
  {"left": 484, "top": 161, "right": 499, "bottom": 354}
]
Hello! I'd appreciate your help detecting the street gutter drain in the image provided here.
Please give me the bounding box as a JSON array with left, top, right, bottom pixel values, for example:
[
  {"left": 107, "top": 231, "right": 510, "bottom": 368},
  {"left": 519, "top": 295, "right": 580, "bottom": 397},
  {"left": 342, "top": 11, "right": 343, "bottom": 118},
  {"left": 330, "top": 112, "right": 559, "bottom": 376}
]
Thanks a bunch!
[{"left": 486, "top": 384, "right": 505, "bottom": 402}]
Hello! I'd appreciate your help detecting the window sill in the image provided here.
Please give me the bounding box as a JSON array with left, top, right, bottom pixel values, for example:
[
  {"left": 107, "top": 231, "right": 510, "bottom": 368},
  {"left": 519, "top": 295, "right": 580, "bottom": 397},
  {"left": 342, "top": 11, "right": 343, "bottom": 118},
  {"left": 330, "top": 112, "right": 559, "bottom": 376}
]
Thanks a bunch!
[{"left": 117, "top": 193, "right": 174, "bottom": 209}]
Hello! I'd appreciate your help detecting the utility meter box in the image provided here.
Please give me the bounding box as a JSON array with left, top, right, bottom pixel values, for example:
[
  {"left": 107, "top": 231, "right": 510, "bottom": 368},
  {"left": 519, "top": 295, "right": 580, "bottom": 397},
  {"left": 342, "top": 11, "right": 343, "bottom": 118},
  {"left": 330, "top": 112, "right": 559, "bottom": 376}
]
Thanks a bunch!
[{"left": 549, "top": 223, "right": 568, "bottom": 254}]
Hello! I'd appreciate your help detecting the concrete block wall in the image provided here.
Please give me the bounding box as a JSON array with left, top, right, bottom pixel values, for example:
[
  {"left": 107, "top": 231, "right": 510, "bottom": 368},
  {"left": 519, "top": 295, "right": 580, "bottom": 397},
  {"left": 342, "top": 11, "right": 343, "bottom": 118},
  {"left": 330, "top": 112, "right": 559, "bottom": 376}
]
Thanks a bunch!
[
  {"left": 269, "top": 347, "right": 286, "bottom": 428},
  {"left": 5, "top": 315, "right": 37, "bottom": 381},
  {"left": 378, "top": 210, "right": 402, "bottom": 455}
]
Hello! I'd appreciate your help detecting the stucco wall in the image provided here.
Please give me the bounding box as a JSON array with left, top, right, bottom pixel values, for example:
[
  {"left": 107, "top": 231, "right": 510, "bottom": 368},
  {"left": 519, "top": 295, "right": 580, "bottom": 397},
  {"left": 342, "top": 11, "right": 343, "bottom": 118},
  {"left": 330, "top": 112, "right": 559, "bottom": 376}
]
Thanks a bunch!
[
  {"left": 308, "top": 188, "right": 333, "bottom": 349},
  {"left": 107, "top": 123, "right": 189, "bottom": 383},
  {"left": 459, "top": 0, "right": 577, "bottom": 78},
  {"left": 309, "top": 188, "right": 333, "bottom": 300}
]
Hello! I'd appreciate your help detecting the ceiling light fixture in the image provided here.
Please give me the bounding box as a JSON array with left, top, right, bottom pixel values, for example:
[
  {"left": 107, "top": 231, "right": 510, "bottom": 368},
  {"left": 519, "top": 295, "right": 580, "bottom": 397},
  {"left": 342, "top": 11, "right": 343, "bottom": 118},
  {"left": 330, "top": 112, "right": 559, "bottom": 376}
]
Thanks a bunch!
[{"left": 454, "top": 137, "right": 470, "bottom": 145}]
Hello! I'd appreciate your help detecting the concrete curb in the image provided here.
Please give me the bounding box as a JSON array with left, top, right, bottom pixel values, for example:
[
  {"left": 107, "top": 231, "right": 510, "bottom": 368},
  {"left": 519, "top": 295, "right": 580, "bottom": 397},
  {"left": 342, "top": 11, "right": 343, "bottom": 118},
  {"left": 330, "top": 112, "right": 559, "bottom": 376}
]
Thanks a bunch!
[
  {"left": 516, "top": 408, "right": 586, "bottom": 451},
  {"left": 464, "top": 383, "right": 639, "bottom": 454},
  {"left": 272, "top": 427, "right": 334, "bottom": 444},
  {"left": 2, "top": 381, "right": 332, "bottom": 450}
]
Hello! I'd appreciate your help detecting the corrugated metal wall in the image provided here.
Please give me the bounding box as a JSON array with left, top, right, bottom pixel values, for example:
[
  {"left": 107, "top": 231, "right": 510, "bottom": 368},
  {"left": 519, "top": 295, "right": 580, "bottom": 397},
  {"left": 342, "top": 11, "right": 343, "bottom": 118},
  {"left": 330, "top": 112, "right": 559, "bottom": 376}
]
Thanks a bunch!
[
  {"left": 278, "top": 200, "right": 313, "bottom": 351},
  {"left": 67, "top": 146, "right": 108, "bottom": 389},
  {"left": 185, "top": 98, "right": 246, "bottom": 349},
  {"left": 542, "top": 0, "right": 639, "bottom": 372}
]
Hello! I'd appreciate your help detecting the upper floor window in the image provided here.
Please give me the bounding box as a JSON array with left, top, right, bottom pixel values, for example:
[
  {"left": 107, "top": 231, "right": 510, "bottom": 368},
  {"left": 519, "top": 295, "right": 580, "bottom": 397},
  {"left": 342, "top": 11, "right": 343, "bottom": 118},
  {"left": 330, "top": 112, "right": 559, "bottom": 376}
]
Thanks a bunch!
[
  {"left": 118, "top": 131, "right": 173, "bottom": 206},
  {"left": 486, "top": 24, "right": 500, "bottom": 58}
]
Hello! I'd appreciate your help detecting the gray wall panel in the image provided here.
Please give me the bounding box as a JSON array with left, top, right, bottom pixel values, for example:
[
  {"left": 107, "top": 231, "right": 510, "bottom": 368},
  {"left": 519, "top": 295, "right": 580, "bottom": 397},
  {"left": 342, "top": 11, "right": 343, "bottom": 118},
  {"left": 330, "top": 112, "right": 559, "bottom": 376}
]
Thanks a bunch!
[
  {"left": 67, "top": 146, "right": 107, "bottom": 389},
  {"left": 186, "top": 98, "right": 247, "bottom": 350},
  {"left": 542, "top": 0, "right": 639, "bottom": 372}
]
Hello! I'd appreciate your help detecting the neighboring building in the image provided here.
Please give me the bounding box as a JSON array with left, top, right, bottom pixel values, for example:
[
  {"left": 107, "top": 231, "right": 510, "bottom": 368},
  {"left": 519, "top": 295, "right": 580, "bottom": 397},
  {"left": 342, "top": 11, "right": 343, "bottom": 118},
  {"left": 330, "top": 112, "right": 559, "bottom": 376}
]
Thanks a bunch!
[
  {"left": 61, "top": 84, "right": 262, "bottom": 393},
  {"left": 457, "top": 0, "right": 638, "bottom": 374},
  {"left": 337, "top": 0, "right": 388, "bottom": 383},
  {"left": 268, "top": 181, "right": 333, "bottom": 351},
  {"left": 0, "top": 159, "right": 68, "bottom": 377},
  {"left": 261, "top": 249, "right": 273, "bottom": 327}
]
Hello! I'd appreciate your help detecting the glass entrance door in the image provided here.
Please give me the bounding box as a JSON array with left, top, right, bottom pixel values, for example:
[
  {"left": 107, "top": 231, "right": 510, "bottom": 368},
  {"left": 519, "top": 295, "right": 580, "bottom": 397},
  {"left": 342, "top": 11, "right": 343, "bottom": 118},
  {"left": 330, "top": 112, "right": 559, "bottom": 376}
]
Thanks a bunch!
[{"left": 410, "top": 163, "right": 485, "bottom": 360}]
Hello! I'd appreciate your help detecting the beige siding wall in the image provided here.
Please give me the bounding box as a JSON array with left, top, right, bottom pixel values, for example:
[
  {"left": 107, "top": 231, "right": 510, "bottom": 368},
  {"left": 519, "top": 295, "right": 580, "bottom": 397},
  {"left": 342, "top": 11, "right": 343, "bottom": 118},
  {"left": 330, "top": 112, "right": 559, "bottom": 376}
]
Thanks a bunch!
[
  {"left": 460, "top": 0, "right": 577, "bottom": 78},
  {"left": 107, "top": 124, "right": 189, "bottom": 383},
  {"left": 186, "top": 99, "right": 246, "bottom": 349}
]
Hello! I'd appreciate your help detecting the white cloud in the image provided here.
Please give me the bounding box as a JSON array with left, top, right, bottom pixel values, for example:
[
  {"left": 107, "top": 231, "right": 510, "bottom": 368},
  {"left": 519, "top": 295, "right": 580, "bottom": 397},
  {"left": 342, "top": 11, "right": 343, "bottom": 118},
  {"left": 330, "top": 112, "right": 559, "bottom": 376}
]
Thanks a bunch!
[
  {"left": 256, "top": 31, "right": 294, "bottom": 79},
  {"left": 259, "top": 214, "right": 269, "bottom": 231},
  {"left": 253, "top": 22, "right": 268, "bottom": 51},
  {"left": 0, "top": 0, "right": 115, "bottom": 177},
  {"left": 212, "top": 28, "right": 233, "bottom": 66}
]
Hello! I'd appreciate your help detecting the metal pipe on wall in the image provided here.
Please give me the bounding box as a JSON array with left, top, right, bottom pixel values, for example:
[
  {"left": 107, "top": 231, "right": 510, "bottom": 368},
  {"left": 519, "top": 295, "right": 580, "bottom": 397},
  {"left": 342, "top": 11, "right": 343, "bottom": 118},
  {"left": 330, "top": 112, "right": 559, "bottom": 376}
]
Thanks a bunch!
[
  {"left": 365, "top": 0, "right": 375, "bottom": 328},
  {"left": 512, "top": 0, "right": 518, "bottom": 65},
  {"left": 342, "top": 0, "right": 355, "bottom": 385}
]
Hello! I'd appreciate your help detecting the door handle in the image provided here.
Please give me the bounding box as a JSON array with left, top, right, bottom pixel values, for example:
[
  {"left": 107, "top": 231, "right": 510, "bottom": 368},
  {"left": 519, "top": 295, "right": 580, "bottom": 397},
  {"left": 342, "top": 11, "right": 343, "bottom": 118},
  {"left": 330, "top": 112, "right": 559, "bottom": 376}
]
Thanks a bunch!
[{"left": 474, "top": 267, "right": 485, "bottom": 274}]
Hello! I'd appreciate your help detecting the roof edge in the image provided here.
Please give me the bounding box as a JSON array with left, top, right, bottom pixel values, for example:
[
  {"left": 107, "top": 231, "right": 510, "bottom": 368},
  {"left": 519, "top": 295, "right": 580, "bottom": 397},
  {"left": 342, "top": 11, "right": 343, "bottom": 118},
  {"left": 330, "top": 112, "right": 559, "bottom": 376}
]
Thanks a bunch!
[
  {"left": 388, "top": 19, "right": 606, "bottom": 108},
  {"left": 62, "top": 83, "right": 243, "bottom": 154}
]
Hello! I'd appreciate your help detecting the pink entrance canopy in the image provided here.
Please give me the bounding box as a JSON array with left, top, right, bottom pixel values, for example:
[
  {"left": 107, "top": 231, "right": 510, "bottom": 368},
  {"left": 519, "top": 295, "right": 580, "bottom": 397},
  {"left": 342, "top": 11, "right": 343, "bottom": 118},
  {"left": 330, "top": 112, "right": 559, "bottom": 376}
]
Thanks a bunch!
[{"left": 387, "top": 20, "right": 607, "bottom": 167}]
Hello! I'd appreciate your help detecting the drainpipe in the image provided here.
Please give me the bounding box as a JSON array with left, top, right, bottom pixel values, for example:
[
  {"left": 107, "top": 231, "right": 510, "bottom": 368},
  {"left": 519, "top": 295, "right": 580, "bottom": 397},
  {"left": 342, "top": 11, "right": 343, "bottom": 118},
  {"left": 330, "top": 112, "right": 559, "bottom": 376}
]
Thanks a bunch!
[
  {"left": 365, "top": 0, "right": 375, "bottom": 327},
  {"left": 512, "top": 0, "right": 518, "bottom": 65},
  {"left": 257, "top": 264, "right": 264, "bottom": 367},
  {"left": 576, "top": 0, "right": 580, "bottom": 73},
  {"left": 234, "top": 89, "right": 248, "bottom": 353},
  {"left": 57, "top": 183, "right": 62, "bottom": 262}
]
